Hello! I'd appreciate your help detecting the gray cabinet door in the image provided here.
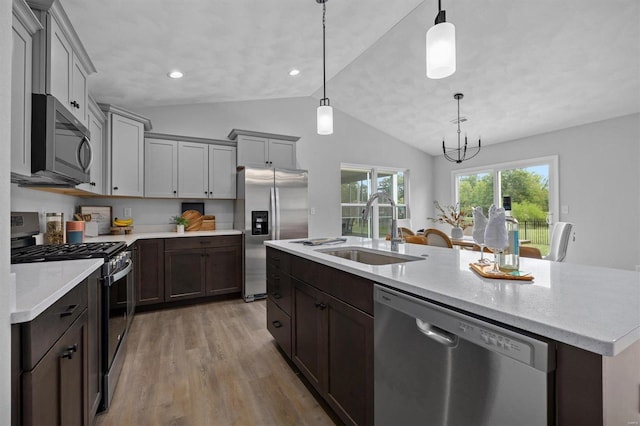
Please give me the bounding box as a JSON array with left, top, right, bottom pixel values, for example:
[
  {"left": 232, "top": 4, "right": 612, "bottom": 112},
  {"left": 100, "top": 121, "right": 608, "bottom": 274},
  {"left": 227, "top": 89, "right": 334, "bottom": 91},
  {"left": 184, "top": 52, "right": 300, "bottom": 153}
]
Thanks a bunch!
[
  {"left": 178, "top": 141, "right": 209, "bottom": 198},
  {"left": 208, "top": 145, "right": 237, "bottom": 198},
  {"left": 145, "top": 138, "right": 178, "bottom": 198},
  {"left": 111, "top": 114, "right": 144, "bottom": 196}
]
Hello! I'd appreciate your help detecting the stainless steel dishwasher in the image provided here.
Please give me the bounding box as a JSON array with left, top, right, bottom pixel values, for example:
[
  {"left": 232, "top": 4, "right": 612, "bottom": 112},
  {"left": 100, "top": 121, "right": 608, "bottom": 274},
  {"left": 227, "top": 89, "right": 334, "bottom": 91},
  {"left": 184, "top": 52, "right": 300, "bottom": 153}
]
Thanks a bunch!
[{"left": 374, "top": 285, "right": 555, "bottom": 426}]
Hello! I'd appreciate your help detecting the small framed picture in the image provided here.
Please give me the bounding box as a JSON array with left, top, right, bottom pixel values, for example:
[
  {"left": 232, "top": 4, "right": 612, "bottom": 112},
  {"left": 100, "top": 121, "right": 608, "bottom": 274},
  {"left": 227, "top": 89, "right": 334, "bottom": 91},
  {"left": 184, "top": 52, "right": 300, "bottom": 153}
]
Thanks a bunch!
[{"left": 79, "top": 206, "right": 112, "bottom": 235}]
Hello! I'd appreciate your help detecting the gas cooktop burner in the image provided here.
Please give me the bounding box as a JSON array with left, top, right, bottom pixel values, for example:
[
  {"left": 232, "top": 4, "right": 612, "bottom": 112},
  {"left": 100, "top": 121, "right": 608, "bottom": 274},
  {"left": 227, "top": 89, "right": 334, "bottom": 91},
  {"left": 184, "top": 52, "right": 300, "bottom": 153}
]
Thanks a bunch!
[{"left": 11, "top": 241, "right": 127, "bottom": 264}]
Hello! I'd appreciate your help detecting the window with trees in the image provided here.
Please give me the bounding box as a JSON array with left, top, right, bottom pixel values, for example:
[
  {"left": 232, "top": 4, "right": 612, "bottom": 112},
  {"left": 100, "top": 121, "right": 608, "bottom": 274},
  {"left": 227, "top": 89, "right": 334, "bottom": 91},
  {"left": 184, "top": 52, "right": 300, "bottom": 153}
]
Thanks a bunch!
[
  {"left": 453, "top": 156, "right": 558, "bottom": 254},
  {"left": 341, "top": 165, "right": 409, "bottom": 238}
]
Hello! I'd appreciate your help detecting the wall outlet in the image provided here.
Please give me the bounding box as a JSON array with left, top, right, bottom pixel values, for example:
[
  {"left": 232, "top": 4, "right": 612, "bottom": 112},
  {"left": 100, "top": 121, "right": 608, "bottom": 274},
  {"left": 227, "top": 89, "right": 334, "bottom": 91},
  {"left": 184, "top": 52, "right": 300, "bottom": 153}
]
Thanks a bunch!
[
  {"left": 310, "top": 207, "right": 316, "bottom": 215},
  {"left": 561, "top": 205, "right": 569, "bottom": 215},
  {"left": 124, "top": 207, "right": 132, "bottom": 217}
]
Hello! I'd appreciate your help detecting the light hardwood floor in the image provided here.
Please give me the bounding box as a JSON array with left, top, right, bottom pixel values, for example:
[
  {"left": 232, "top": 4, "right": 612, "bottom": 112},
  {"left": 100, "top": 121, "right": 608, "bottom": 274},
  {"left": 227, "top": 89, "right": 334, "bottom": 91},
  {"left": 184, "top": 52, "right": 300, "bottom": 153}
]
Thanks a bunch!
[{"left": 95, "top": 298, "right": 335, "bottom": 426}]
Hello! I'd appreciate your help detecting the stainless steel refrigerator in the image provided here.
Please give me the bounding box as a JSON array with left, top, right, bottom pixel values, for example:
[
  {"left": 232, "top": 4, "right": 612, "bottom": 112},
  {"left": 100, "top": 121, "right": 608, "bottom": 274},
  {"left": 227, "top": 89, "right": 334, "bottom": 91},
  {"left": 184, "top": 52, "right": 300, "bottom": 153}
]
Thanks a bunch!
[{"left": 235, "top": 167, "right": 308, "bottom": 301}]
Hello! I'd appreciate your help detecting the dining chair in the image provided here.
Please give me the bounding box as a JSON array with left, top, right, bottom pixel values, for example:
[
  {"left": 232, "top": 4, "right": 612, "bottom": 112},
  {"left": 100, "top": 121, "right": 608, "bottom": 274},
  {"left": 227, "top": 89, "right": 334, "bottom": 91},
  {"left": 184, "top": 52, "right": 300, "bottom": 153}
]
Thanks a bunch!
[
  {"left": 544, "top": 222, "right": 573, "bottom": 262},
  {"left": 519, "top": 246, "right": 543, "bottom": 259},
  {"left": 404, "top": 235, "right": 427, "bottom": 245},
  {"left": 399, "top": 227, "right": 415, "bottom": 237},
  {"left": 423, "top": 228, "right": 453, "bottom": 248}
]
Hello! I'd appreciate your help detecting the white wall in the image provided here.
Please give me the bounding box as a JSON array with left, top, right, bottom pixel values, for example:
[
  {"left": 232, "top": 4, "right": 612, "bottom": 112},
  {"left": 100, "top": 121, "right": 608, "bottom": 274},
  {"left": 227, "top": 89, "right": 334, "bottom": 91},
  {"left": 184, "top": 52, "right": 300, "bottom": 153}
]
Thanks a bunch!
[
  {"left": 135, "top": 96, "right": 433, "bottom": 237},
  {"left": 433, "top": 113, "right": 640, "bottom": 270},
  {"left": 11, "top": 185, "right": 82, "bottom": 233},
  {"left": 1, "top": 0, "right": 12, "bottom": 421},
  {"left": 89, "top": 198, "right": 235, "bottom": 231}
]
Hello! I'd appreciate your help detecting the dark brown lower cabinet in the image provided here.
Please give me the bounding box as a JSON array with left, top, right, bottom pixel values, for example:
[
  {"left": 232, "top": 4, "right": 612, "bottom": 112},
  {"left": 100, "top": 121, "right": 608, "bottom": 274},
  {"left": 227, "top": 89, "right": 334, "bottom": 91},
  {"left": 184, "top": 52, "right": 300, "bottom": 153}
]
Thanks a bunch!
[
  {"left": 136, "top": 239, "right": 165, "bottom": 305},
  {"left": 292, "top": 279, "right": 373, "bottom": 426},
  {"left": 205, "top": 244, "right": 242, "bottom": 295},
  {"left": 165, "top": 249, "right": 207, "bottom": 301},
  {"left": 87, "top": 272, "right": 102, "bottom": 420},
  {"left": 23, "top": 311, "right": 88, "bottom": 426},
  {"left": 161, "top": 235, "right": 243, "bottom": 303}
]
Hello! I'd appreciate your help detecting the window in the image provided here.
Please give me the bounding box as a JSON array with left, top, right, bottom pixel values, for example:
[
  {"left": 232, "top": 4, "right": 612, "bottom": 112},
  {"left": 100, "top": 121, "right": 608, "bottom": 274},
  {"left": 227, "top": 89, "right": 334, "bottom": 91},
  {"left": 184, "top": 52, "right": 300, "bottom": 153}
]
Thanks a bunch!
[
  {"left": 453, "top": 156, "right": 558, "bottom": 254},
  {"left": 341, "top": 165, "right": 409, "bottom": 238}
]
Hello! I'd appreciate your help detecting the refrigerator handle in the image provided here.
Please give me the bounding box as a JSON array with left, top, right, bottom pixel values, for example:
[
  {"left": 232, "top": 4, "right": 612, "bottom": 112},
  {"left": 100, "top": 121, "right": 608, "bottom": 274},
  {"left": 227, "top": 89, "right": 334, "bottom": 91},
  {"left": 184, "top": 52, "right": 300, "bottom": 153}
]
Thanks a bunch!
[
  {"left": 270, "top": 187, "right": 277, "bottom": 240},
  {"left": 274, "top": 187, "right": 281, "bottom": 240}
]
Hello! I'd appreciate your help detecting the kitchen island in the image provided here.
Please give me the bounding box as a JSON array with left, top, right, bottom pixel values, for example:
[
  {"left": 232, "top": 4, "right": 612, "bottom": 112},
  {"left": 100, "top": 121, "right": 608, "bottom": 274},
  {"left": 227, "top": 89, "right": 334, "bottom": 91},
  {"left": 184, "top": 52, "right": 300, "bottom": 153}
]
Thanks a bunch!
[{"left": 265, "top": 237, "right": 640, "bottom": 426}]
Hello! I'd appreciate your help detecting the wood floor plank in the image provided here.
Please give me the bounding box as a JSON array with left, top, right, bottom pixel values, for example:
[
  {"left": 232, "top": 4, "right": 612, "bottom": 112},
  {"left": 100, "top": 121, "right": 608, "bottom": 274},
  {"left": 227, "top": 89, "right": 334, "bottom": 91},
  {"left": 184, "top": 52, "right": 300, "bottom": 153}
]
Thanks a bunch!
[{"left": 95, "top": 298, "right": 335, "bottom": 426}]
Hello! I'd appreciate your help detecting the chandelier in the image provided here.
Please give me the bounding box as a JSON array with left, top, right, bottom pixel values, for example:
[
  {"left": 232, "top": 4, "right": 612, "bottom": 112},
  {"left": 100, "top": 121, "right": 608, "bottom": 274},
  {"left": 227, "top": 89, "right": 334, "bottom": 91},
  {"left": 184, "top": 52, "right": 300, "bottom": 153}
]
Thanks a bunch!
[{"left": 442, "top": 93, "right": 481, "bottom": 163}]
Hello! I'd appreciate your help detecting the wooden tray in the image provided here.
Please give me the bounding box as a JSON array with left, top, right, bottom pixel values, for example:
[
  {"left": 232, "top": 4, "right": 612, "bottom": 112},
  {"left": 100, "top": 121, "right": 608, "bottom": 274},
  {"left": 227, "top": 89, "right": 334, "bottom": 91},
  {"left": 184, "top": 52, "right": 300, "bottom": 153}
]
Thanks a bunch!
[
  {"left": 469, "top": 262, "right": 534, "bottom": 281},
  {"left": 110, "top": 226, "right": 133, "bottom": 235}
]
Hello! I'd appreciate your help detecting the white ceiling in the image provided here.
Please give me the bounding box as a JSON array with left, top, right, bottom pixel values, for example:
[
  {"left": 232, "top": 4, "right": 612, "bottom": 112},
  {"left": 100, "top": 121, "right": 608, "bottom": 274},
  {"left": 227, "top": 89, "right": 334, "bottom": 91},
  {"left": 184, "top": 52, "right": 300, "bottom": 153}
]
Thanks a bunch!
[{"left": 62, "top": 0, "right": 640, "bottom": 156}]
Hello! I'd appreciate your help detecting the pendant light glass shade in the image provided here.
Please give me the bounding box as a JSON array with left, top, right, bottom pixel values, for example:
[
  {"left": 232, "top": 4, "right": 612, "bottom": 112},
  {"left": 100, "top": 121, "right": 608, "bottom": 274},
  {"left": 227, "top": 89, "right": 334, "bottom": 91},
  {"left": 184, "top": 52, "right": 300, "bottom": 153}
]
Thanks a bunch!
[
  {"left": 426, "top": 22, "right": 456, "bottom": 79},
  {"left": 317, "top": 104, "right": 333, "bottom": 135}
]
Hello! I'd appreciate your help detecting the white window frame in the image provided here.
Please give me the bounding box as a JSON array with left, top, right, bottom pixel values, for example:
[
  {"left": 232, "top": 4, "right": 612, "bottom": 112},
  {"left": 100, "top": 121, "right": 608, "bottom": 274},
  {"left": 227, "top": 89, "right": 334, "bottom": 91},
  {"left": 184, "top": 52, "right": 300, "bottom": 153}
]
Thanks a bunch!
[
  {"left": 341, "top": 163, "right": 411, "bottom": 239},
  {"left": 451, "top": 155, "right": 559, "bottom": 225}
]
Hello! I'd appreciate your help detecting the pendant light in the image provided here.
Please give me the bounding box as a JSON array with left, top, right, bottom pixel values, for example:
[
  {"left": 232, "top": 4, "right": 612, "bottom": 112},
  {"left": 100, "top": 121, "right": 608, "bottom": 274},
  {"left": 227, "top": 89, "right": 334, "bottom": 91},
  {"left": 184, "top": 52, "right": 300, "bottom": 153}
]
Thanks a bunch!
[
  {"left": 442, "top": 93, "right": 481, "bottom": 163},
  {"left": 316, "top": 0, "right": 333, "bottom": 135},
  {"left": 426, "top": 0, "right": 456, "bottom": 79}
]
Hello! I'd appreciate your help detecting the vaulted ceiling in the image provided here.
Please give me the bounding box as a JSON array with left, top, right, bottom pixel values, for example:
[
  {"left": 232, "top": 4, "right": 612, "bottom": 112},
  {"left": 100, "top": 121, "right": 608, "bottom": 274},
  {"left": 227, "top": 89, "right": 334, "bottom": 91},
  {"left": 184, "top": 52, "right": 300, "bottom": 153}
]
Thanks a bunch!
[{"left": 62, "top": 0, "right": 640, "bottom": 155}]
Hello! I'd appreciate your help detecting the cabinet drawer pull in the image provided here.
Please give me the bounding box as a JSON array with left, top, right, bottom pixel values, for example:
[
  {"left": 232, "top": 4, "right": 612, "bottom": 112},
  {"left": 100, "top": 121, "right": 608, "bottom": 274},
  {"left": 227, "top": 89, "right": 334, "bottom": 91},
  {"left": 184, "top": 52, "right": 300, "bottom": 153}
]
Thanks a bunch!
[
  {"left": 272, "top": 320, "right": 283, "bottom": 328},
  {"left": 60, "top": 304, "right": 79, "bottom": 318},
  {"left": 271, "top": 274, "right": 280, "bottom": 280},
  {"left": 314, "top": 302, "right": 327, "bottom": 310},
  {"left": 273, "top": 292, "right": 282, "bottom": 299}
]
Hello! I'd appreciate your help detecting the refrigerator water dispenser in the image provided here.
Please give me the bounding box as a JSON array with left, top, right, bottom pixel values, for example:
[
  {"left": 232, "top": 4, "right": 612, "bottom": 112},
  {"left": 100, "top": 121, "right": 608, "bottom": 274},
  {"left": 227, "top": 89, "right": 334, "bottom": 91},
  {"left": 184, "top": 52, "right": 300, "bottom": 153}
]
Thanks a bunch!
[{"left": 251, "top": 211, "right": 269, "bottom": 235}]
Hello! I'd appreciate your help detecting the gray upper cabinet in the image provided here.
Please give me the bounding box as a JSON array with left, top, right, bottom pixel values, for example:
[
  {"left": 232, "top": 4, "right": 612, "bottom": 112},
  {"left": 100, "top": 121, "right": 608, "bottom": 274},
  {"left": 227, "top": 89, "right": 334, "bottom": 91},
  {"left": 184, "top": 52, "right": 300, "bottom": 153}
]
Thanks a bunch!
[
  {"left": 99, "top": 103, "right": 152, "bottom": 197},
  {"left": 208, "top": 145, "right": 237, "bottom": 199},
  {"left": 145, "top": 138, "right": 178, "bottom": 198},
  {"left": 145, "top": 133, "right": 237, "bottom": 200},
  {"left": 76, "top": 96, "right": 105, "bottom": 194},
  {"left": 178, "top": 141, "right": 209, "bottom": 198},
  {"left": 11, "top": 0, "right": 42, "bottom": 179},
  {"left": 30, "top": 1, "right": 96, "bottom": 126},
  {"left": 228, "top": 129, "right": 299, "bottom": 169}
]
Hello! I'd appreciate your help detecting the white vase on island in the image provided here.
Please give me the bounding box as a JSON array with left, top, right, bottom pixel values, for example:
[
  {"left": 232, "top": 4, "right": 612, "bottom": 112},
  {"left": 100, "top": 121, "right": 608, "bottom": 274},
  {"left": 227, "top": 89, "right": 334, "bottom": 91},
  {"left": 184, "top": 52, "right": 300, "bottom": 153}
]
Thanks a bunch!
[{"left": 451, "top": 226, "right": 463, "bottom": 240}]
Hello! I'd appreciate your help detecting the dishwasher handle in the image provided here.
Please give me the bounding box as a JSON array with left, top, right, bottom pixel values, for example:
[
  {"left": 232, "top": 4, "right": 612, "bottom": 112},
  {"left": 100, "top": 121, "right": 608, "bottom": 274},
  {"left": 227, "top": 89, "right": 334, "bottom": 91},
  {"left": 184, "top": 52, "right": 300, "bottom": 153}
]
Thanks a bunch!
[{"left": 416, "top": 318, "right": 459, "bottom": 347}]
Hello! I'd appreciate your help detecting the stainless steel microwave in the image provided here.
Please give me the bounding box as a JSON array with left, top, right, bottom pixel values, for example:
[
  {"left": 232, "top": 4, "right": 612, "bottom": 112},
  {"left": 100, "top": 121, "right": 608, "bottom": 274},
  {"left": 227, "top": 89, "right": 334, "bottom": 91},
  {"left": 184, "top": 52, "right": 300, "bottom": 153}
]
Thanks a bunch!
[{"left": 30, "top": 94, "right": 92, "bottom": 185}]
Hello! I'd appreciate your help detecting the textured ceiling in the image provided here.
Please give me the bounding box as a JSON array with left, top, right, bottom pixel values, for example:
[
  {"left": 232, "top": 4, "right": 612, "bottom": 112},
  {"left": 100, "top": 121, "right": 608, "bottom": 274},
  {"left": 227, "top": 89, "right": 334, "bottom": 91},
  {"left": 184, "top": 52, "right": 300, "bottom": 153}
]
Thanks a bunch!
[{"left": 62, "top": 0, "right": 640, "bottom": 155}]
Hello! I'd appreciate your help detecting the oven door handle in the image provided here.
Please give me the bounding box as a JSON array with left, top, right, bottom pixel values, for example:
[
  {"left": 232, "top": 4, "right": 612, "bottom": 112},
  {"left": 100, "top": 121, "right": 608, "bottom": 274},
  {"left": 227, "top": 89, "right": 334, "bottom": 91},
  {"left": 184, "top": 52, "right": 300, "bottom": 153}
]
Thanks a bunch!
[{"left": 103, "top": 259, "right": 133, "bottom": 286}]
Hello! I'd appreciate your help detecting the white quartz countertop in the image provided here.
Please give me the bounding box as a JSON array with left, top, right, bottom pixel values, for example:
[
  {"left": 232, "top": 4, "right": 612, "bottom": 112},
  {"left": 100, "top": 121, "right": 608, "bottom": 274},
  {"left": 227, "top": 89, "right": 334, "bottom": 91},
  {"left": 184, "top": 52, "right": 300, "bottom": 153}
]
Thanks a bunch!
[
  {"left": 265, "top": 237, "right": 640, "bottom": 357},
  {"left": 85, "top": 229, "right": 242, "bottom": 246},
  {"left": 10, "top": 259, "right": 104, "bottom": 324},
  {"left": 10, "top": 230, "right": 242, "bottom": 324}
]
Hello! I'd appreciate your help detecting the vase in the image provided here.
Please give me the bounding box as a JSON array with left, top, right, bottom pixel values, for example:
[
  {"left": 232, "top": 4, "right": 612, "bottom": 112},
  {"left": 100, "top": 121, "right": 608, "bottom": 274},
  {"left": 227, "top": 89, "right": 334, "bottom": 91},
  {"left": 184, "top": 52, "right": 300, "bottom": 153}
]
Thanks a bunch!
[
  {"left": 450, "top": 226, "right": 463, "bottom": 240},
  {"left": 176, "top": 224, "right": 185, "bottom": 234}
]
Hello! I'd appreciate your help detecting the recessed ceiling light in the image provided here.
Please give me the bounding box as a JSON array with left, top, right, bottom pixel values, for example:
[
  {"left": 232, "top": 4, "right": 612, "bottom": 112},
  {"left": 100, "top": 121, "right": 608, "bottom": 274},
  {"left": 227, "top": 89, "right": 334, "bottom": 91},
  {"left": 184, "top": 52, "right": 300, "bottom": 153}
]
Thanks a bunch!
[
  {"left": 167, "top": 70, "right": 184, "bottom": 79},
  {"left": 289, "top": 69, "right": 300, "bottom": 76}
]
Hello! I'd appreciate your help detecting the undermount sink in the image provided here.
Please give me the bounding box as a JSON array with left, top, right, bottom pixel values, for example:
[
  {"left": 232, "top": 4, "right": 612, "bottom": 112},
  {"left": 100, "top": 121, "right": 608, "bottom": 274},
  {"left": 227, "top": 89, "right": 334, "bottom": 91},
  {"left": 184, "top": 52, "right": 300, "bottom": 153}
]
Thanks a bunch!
[{"left": 317, "top": 246, "right": 425, "bottom": 265}]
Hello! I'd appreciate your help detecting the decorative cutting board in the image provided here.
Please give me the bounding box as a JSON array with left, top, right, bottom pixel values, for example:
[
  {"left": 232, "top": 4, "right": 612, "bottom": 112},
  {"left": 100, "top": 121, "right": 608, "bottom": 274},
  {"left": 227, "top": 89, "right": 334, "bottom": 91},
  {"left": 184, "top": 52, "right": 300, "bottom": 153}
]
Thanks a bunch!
[{"left": 469, "top": 262, "right": 534, "bottom": 281}]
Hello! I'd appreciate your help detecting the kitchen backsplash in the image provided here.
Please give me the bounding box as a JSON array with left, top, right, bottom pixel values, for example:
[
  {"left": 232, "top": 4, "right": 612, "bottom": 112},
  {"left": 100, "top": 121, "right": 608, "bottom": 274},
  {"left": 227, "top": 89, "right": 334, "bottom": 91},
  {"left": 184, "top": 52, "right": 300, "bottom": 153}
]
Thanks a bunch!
[{"left": 11, "top": 184, "right": 236, "bottom": 232}]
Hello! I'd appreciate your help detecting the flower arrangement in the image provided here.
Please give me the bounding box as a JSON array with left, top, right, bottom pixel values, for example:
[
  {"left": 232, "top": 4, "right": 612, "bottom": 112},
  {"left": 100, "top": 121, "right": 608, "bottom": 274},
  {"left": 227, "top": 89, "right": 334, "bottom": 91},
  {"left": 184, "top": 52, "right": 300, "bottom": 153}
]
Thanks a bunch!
[
  {"left": 170, "top": 215, "right": 189, "bottom": 226},
  {"left": 428, "top": 201, "right": 472, "bottom": 229}
]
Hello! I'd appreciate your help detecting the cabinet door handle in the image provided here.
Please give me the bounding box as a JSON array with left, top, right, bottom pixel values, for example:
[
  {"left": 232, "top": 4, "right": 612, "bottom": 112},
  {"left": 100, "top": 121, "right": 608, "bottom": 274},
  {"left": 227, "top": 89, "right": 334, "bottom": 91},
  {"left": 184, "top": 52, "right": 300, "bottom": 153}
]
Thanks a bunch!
[
  {"left": 60, "top": 304, "right": 79, "bottom": 318},
  {"left": 90, "top": 181, "right": 96, "bottom": 186},
  {"left": 314, "top": 302, "right": 327, "bottom": 310},
  {"left": 272, "top": 320, "right": 283, "bottom": 328},
  {"left": 271, "top": 274, "right": 280, "bottom": 280},
  {"left": 173, "top": 190, "right": 177, "bottom": 194},
  {"left": 273, "top": 292, "right": 282, "bottom": 299},
  {"left": 113, "top": 186, "right": 119, "bottom": 191},
  {"left": 61, "top": 344, "right": 78, "bottom": 359}
]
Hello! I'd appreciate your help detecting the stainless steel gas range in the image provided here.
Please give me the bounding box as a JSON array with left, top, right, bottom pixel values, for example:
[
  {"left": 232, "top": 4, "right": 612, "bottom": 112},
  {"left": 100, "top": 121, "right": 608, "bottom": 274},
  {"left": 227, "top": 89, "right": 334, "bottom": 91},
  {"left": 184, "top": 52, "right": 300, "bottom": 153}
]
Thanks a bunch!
[{"left": 10, "top": 211, "right": 135, "bottom": 412}]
